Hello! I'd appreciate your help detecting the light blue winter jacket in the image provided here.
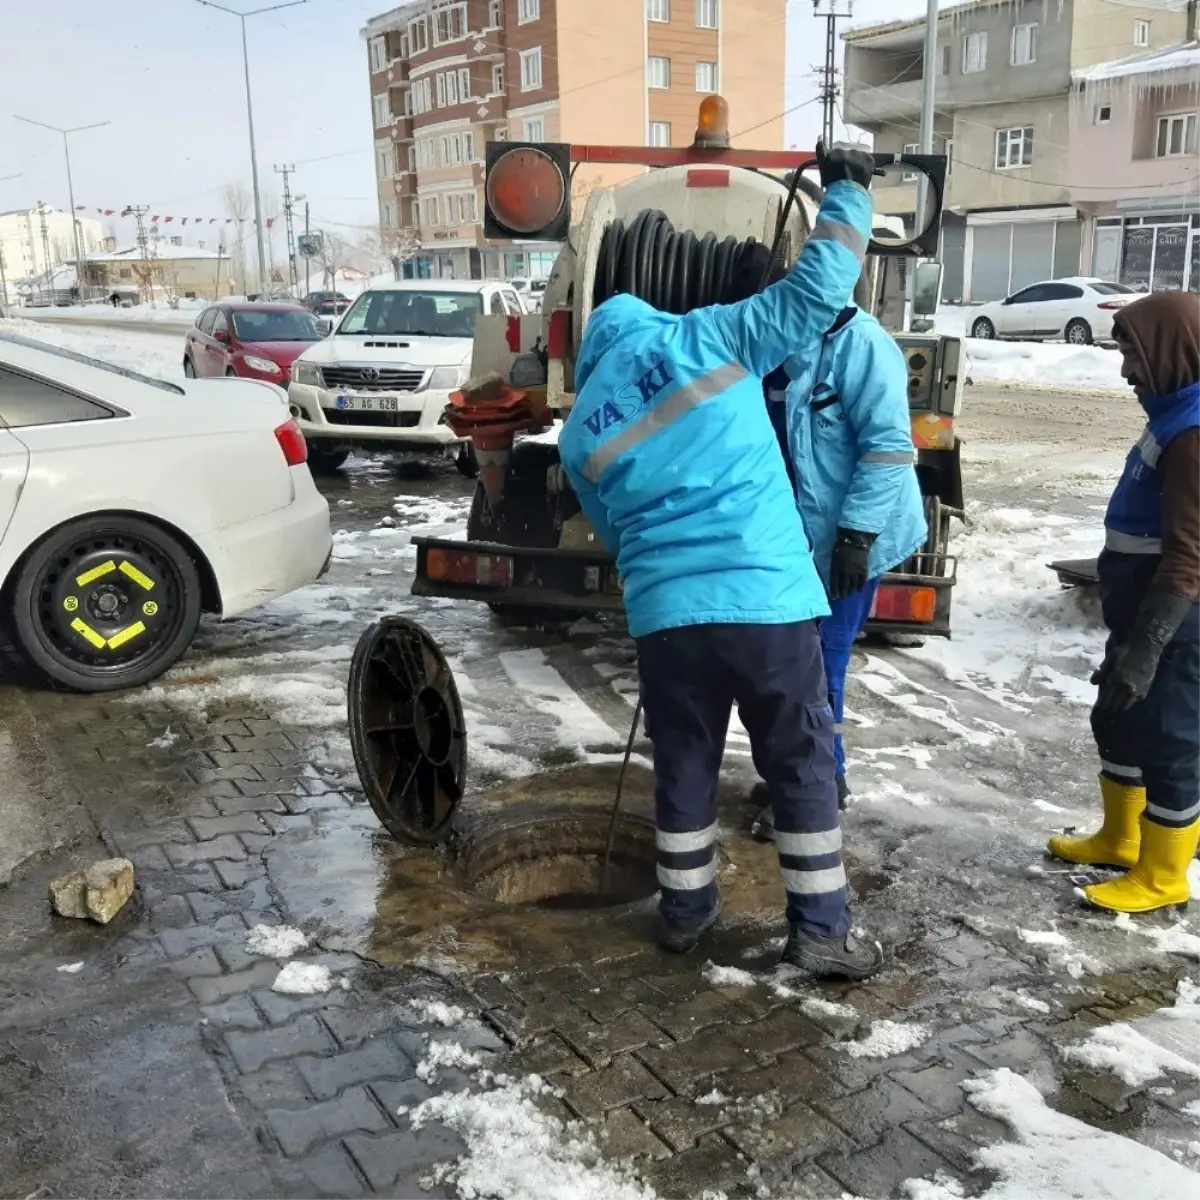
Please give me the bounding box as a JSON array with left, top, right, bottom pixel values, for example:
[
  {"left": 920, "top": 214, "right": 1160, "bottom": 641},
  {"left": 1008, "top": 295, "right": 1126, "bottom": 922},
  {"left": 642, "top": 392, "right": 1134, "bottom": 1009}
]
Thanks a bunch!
[
  {"left": 784, "top": 308, "right": 927, "bottom": 586},
  {"left": 557, "top": 178, "right": 874, "bottom": 638}
]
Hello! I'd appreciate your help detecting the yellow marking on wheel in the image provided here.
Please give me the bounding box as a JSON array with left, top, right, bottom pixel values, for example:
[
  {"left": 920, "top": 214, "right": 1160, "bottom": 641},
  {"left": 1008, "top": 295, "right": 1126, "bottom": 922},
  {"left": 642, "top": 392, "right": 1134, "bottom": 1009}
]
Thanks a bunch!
[
  {"left": 63, "top": 595, "right": 80, "bottom": 612},
  {"left": 119, "top": 561, "right": 155, "bottom": 591},
  {"left": 142, "top": 600, "right": 159, "bottom": 616},
  {"left": 106, "top": 621, "right": 147, "bottom": 650},
  {"left": 75, "top": 560, "right": 116, "bottom": 587},
  {"left": 70, "top": 618, "right": 107, "bottom": 649}
]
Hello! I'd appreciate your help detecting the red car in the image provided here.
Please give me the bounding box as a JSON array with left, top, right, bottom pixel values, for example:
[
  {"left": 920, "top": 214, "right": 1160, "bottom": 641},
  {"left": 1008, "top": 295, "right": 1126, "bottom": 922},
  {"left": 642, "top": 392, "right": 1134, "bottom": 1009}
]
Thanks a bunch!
[{"left": 184, "top": 302, "right": 323, "bottom": 383}]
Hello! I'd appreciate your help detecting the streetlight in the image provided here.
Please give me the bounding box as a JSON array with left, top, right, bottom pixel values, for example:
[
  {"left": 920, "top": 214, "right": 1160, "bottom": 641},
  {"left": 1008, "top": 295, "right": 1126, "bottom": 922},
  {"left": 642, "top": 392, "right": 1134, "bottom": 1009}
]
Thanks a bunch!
[
  {"left": 12, "top": 116, "right": 110, "bottom": 296},
  {"left": 194, "top": 0, "right": 308, "bottom": 295}
]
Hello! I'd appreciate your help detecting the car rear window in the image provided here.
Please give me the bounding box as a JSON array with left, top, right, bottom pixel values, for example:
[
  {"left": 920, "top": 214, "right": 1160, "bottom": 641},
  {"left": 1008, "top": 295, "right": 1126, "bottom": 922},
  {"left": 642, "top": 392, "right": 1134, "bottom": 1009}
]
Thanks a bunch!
[
  {"left": 0, "top": 332, "right": 184, "bottom": 394},
  {"left": 1090, "top": 281, "right": 1137, "bottom": 295}
]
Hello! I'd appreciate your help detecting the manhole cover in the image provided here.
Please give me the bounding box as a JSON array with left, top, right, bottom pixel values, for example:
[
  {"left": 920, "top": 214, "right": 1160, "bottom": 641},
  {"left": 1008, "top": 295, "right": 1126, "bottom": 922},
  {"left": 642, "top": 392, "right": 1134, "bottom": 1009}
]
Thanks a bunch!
[
  {"left": 460, "top": 808, "right": 658, "bottom": 911},
  {"left": 347, "top": 616, "right": 467, "bottom": 844}
]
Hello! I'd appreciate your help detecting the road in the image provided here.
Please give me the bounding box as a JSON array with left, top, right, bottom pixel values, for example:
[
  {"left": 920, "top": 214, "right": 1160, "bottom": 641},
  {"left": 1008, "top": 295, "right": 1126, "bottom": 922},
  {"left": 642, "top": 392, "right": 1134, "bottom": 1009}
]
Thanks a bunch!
[{"left": 1, "top": 324, "right": 1196, "bottom": 1198}]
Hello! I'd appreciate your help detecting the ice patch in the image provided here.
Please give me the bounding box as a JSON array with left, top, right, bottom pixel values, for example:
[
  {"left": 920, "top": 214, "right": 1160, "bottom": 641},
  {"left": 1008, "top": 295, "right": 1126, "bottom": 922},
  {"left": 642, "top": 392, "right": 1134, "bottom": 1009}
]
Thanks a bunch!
[
  {"left": 147, "top": 726, "right": 179, "bottom": 749},
  {"left": 801, "top": 995, "right": 858, "bottom": 1020},
  {"left": 695, "top": 1088, "right": 727, "bottom": 1106},
  {"left": 702, "top": 962, "right": 757, "bottom": 988},
  {"left": 902, "top": 1172, "right": 966, "bottom": 1200},
  {"left": 408, "top": 999, "right": 467, "bottom": 1027},
  {"left": 844, "top": 1019, "right": 930, "bottom": 1059},
  {"left": 272, "top": 962, "right": 335, "bottom": 995},
  {"left": 1018, "top": 927, "right": 1070, "bottom": 947},
  {"left": 246, "top": 924, "right": 309, "bottom": 959},
  {"left": 57, "top": 962, "right": 84, "bottom": 974}
]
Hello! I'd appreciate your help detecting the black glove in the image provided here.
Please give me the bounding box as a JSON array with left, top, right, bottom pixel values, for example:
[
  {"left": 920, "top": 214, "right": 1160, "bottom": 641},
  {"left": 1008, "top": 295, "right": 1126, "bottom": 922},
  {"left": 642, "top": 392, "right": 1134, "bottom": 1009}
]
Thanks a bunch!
[
  {"left": 829, "top": 527, "right": 877, "bottom": 601},
  {"left": 816, "top": 139, "right": 877, "bottom": 192},
  {"left": 1092, "top": 587, "right": 1194, "bottom": 713}
]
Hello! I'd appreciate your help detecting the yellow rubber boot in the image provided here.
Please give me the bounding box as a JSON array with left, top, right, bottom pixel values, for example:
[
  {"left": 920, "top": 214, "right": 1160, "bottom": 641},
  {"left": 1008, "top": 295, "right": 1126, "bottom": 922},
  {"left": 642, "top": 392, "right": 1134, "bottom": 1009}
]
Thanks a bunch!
[
  {"left": 1047, "top": 776, "right": 1145, "bottom": 869},
  {"left": 1084, "top": 818, "right": 1200, "bottom": 914}
]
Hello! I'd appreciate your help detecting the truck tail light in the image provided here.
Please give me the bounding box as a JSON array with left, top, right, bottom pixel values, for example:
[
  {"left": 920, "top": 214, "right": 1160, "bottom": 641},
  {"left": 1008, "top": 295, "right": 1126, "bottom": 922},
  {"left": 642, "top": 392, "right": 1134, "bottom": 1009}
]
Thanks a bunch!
[
  {"left": 274, "top": 418, "right": 308, "bottom": 466},
  {"left": 426, "top": 548, "right": 514, "bottom": 588},
  {"left": 871, "top": 585, "right": 936, "bottom": 624},
  {"left": 547, "top": 308, "right": 570, "bottom": 360}
]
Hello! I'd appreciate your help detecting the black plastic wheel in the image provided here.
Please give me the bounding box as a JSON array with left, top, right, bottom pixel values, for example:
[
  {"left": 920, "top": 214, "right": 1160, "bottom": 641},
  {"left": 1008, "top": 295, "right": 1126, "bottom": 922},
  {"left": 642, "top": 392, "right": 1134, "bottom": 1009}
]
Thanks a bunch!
[
  {"left": 183, "top": 357, "right": 195, "bottom": 378},
  {"left": 9, "top": 515, "right": 202, "bottom": 692},
  {"left": 454, "top": 442, "right": 479, "bottom": 479},
  {"left": 347, "top": 616, "right": 467, "bottom": 844}
]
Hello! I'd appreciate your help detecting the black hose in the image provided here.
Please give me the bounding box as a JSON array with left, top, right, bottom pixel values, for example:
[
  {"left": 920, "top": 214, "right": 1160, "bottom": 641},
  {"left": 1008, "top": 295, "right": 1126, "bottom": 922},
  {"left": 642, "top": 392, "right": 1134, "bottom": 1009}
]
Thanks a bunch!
[{"left": 593, "top": 210, "right": 764, "bottom": 314}]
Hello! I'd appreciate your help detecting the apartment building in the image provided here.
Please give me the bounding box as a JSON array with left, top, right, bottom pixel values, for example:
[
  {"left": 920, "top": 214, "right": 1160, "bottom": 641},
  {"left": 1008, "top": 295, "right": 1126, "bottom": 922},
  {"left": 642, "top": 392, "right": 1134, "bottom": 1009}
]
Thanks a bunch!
[
  {"left": 0, "top": 206, "right": 104, "bottom": 288},
  {"left": 362, "top": 0, "right": 785, "bottom": 280},
  {"left": 842, "top": 0, "right": 1194, "bottom": 301}
]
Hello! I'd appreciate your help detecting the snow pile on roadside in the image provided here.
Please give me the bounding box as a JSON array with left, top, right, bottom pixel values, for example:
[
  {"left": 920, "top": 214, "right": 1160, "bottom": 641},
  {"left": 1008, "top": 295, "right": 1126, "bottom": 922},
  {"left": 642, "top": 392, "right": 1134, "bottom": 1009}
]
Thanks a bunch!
[
  {"left": 246, "top": 924, "right": 309, "bottom": 958},
  {"left": 12, "top": 300, "right": 200, "bottom": 326},
  {"left": 1064, "top": 978, "right": 1200, "bottom": 1087},
  {"left": 911, "top": 505, "right": 1107, "bottom": 707},
  {"left": 964, "top": 339, "right": 1124, "bottom": 393},
  {"left": 411, "top": 1076, "right": 655, "bottom": 1200},
  {"left": 1, "top": 316, "right": 185, "bottom": 380},
  {"left": 954, "top": 1067, "right": 1200, "bottom": 1196},
  {"left": 844, "top": 1020, "right": 930, "bottom": 1059}
]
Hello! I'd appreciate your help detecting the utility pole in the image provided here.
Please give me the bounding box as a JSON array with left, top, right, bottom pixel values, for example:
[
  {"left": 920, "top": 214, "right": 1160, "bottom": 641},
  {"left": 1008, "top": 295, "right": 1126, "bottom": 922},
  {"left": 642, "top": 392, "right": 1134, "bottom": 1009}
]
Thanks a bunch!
[
  {"left": 916, "top": 0, "right": 940, "bottom": 235},
  {"left": 13, "top": 115, "right": 110, "bottom": 302},
  {"left": 35, "top": 201, "right": 52, "bottom": 303},
  {"left": 303, "top": 198, "right": 311, "bottom": 296},
  {"left": 812, "top": 0, "right": 854, "bottom": 149},
  {"left": 126, "top": 205, "right": 152, "bottom": 305},
  {"left": 276, "top": 162, "right": 298, "bottom": 293},
  {"left": 194, "top": 0, "right": 308, "bottom": 296}
]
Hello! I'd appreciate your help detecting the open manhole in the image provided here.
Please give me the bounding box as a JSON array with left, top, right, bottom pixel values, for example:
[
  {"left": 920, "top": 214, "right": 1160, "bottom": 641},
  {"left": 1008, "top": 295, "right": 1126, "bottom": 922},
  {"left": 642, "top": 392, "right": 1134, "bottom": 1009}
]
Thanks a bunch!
[{"left": 460, "top": 809, "right": 659, "bottom": 912}]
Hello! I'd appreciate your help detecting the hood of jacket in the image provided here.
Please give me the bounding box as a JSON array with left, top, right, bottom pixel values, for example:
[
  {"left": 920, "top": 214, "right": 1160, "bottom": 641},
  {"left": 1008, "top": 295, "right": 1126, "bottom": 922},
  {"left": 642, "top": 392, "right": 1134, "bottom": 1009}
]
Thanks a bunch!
[
  {"left": 1112, "top": 290, "right": 1200, "bottom": 404},
  {"left": 575, "top": 294, "right": 674, "bottom": 392}
]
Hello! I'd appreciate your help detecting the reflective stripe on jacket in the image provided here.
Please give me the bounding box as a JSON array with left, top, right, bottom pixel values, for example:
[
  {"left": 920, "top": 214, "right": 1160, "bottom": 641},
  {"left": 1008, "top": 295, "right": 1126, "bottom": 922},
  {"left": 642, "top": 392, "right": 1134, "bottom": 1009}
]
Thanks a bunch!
[
  {"left": 558, "top": 179, "right": 873, "bottom": 638},
  {"left": 784, "top": 308, "right": 927, "bottom": 585}
]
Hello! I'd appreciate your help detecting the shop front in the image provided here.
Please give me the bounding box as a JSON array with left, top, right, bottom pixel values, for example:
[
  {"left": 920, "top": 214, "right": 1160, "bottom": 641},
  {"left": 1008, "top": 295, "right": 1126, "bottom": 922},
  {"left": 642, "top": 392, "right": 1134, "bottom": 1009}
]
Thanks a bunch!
[{"left": 1091, "top": 208, "right": 1200, "bottom": 293}]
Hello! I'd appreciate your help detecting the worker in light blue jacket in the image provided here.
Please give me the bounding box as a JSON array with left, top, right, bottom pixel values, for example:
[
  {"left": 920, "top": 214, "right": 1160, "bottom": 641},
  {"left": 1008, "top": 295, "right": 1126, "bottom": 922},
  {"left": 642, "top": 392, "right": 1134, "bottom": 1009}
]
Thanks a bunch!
[{"left": 558, "top": 144, "right": 884, "bottom": 982}]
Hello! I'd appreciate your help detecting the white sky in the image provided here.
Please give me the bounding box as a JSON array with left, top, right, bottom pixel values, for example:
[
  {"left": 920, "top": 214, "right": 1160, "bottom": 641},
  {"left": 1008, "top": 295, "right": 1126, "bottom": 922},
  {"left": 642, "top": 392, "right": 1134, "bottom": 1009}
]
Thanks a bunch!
[{"left": 2, "top": 0, "right": 938, "bottom": 251}]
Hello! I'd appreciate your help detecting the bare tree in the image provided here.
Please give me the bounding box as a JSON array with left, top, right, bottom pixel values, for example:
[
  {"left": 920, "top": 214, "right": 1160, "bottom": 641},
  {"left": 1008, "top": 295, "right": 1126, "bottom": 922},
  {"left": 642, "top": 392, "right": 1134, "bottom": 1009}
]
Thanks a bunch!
[
  {"left": 222, "top": 182, "right": 252, "bottom": 293},
  {"left": 315, "top": 231, "right": 350, "bottom": 291}
]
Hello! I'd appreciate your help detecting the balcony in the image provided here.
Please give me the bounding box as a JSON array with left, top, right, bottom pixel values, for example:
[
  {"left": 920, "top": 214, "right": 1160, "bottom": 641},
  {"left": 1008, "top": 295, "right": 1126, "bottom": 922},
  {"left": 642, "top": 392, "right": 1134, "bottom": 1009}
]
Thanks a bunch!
[
  {"left": 392, "top": 173, "right": 417, "bottom": 199},
  {"left": 386, "top": 55, "right": 409, "bottom": 83},
  {"left": 843, "top": 78, "right": 923, "bottom": 128},
  {"left": 389, "top": 115, "right": 414, "bottom": 142},
  {"left": 467, "top": 26, "right": 503, "bottom": 61}
]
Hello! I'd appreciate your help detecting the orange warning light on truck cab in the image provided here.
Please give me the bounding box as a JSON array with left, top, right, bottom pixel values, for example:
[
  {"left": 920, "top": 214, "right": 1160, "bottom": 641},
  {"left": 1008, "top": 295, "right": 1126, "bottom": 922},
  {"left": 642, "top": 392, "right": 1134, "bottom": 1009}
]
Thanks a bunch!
[{"left": 693, "top": 95, "right": 730, "bottom": 148}]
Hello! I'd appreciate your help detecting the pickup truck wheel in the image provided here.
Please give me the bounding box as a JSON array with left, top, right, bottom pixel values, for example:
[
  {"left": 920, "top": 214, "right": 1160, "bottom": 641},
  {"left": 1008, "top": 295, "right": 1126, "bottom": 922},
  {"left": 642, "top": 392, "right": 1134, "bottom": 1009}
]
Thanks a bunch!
[
  {"left": 9, "top": 515, "right": 202, "bottom": 692},
  {"left": 307, "top": 445, "right": 350, "bottom": 474},
  {"left": 454, "top": 443, "right": 479, "bottom": 479}
]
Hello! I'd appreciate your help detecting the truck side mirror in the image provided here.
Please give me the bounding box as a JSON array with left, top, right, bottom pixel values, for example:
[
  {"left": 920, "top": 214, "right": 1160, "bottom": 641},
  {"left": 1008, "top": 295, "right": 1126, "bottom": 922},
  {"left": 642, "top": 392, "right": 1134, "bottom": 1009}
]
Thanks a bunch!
[{"left": 912, "top": 262, "right": 943, "bottom": 318}]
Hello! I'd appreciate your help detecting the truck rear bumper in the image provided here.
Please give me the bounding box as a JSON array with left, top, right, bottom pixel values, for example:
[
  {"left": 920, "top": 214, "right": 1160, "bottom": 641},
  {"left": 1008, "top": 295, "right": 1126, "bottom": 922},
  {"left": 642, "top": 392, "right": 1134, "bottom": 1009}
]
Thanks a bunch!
[{"left": 412, "top": 536, "right": 956, "bottom": 636}]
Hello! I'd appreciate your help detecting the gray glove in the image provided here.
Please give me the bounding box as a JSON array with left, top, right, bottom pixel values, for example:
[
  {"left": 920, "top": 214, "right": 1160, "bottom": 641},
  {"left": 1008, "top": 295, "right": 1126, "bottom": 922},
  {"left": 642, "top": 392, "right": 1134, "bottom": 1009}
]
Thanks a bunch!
[
  {"left": 816, "top": 139, "right": 877, "bottom": 192},
  {"left": 1092, "top": 587, "right": 1194, "bottom": 713}
]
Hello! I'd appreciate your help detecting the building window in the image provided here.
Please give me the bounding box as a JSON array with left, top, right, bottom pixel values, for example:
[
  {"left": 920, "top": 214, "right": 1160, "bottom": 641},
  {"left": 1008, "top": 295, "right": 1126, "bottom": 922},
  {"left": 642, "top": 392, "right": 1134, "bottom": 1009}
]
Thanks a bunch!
[
  {"left": 417, "top": 137, "right": 437, "bottom": 169},
  {"left": 648, "top": 121, "right": 671, "bottom": 146},
  {"left": 1096, "top": 104, "right": 1112, "bottom": 124},
  {"left": 488, "top": 0, "right": 502, "bottom": 26},
  {"left": 400, "top": 33, "right": 409, "bottom": 57},
  {"left": 403, "top": 87, "right": 413, "bottom": 115},
  {"left": 647, "top": 0, "right": 669, "bottom": 20},
  {"left": 1157, "top": 113, "right": 1198, "bottom": 158},
  {"left": 995, "top": 125, "right": 1033, "bottom": 169},
  {"left": 523, "top": 117, "right": 545, "bottom": 142},
  {"left": 1134, "top": 19, "right": 1150, "bottom": 47},
  {"left": 119, "top": 268, "right": 132, "bottom": 279},
  {"left": 647, "top": 55, "right": 671, "bottom": 88},
  {"left": 696, "top": 0, "right": 718, "bottom": 29},
  {"left": 492, "top": 63, "right": 504, "bottom": 92},
  {"left": 376, "top": 146, "right": 394, "bottom": 178},
  {"left": 520, "top": 47, "right": 543, "bottom": 90},
  {"left": 170, "top": 236, "right": 183, "bottom": 246},
  {"left": 422, "top": 196, "right": 440, "bottom": 226},
  {"left": 941, "top": 43, "right": 951, "bottom": 74},
  {"left": 372, "top": 93, "right": 390, "bottom": 128},
  {"left": 1011, "top": 23, "right": 1037, "bottom": 66},
  {"left": 517, "top": 0, "right": 540, "bottom": 22},
  {"left": 411, "top": 77, "right": 432, "bottom": 114},
  {"left": 408, "top": 16, "right": 428, "bottom": 53},
  {"left": 944, "top": 138, "right": 953, "bottom": 177},
  {"left": 695, "top": 61, "right": 718, "bottom": 92},
  {"left": 381, "top": 201, "right": 395, "bottom": 229},
  {"left": 902, "top": 142, "right": 919, "bottom": 181},
  {"left": 408, "top": 144, "right": 417, "bottom": 171},
  {"left": 962, "top": 31, "right": 987, "bottom": 74},
  {"left": 436, "top": 68, "right": 470, "bottom": 106},
  {"left": 450, "top": 192, "right": 479, "bottom": 223},
  {"left": 432, "top": 3, "right": 466, "bottom": 45},
  {"left": 369, "top": 36, "right": 387, "bottom": 71}
]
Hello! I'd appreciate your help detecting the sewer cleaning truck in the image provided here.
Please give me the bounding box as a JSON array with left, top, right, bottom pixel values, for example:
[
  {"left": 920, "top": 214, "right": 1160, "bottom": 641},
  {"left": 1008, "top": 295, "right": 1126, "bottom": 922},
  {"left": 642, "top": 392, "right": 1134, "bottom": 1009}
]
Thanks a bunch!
[{"left": 407, "top": 97, "right": 965, "bottom": 642}]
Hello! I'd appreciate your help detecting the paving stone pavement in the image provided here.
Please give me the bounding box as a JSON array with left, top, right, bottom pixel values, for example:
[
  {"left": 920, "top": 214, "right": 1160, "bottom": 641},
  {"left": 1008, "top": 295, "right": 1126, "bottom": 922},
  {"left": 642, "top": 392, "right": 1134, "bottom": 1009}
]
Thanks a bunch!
[{"left": 2, "top": 682, "right": 1197, "bottom": 1200}]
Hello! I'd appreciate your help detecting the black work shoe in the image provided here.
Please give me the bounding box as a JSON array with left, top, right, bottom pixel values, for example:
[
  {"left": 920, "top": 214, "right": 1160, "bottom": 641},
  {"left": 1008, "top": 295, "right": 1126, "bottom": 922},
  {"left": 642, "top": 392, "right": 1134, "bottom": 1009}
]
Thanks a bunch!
[
  {"left": 657, "top": 898, "right": 722, "bottom": 955},
  {"left": 782, "top": 924, "right": 883, "bottom": 981},
  {"left": 751, "top": 805, "right": 776, "bottom": 844},
  {"left": 836, "top": 775, "right": 851, "bottom": 811}
]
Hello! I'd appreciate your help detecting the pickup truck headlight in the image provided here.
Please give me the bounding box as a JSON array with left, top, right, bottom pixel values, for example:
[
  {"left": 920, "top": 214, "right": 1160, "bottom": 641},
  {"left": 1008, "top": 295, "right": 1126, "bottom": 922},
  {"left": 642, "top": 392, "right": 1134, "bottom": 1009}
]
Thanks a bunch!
[
  {"left": 426, "top": 365, "right": 468, "bottom": 391},
  {"left": 291, "top": 360, "right": 323, "bottom": 386},
  {"left": 243, "top": 355, "right": 282, "bottom": 375}
]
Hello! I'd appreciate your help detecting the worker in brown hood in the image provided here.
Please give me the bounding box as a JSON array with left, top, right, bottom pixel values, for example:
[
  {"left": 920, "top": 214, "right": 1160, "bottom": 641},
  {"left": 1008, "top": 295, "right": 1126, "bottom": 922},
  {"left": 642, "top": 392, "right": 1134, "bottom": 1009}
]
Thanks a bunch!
[{"left": 1048, "top": 290, "right": 1200, "bottom": 912}]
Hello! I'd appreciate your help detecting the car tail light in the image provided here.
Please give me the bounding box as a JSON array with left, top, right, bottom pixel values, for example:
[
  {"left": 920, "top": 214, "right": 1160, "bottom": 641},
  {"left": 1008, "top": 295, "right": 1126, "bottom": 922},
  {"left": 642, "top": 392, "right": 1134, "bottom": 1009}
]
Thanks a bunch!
[
  {"left": 426, "top": 548, "right": 513, "bottom": 587},
  {"left": 1097, "top": 301, "right": 1127, "bottom": 310},
  {"left": 274, "top": 418, "right": 308, "bottom": 466},
  {"left": 871, "top": 584, "right": 936, "bottom": 624}
]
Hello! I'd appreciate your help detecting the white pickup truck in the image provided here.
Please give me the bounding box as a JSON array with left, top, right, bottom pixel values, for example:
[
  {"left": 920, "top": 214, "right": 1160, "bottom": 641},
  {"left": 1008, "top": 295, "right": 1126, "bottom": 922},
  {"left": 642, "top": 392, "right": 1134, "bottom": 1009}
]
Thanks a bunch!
[{"left": 287, "top": 278, "right": 527, "bottom": 474}]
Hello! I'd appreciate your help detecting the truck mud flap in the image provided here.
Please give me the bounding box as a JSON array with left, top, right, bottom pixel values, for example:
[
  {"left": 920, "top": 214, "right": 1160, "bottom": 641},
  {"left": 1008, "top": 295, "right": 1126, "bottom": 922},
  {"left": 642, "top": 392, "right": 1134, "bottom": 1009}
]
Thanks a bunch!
[{"left": 1048, "top": 557, "right": 1099, "bottom": 588}]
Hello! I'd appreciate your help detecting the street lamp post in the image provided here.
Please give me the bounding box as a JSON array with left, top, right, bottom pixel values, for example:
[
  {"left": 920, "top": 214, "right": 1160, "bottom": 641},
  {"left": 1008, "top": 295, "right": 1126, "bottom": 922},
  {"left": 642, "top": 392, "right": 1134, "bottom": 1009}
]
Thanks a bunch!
[
  {"left": 194, "top": 0, "right": 308, "bottom": 295},
  {"left": 13, "top": 117, "right": 109, "bottom": 299}
]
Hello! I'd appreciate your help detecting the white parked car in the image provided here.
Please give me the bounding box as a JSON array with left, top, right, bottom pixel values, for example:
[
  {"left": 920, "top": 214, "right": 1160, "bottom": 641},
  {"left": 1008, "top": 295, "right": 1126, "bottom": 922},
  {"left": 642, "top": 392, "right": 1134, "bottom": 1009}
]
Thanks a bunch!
[
  {"left": 508, "top": 277, "right": 547, "bottom": 313},
  {"left": 288, "top": 279, "right": 527, "bottom": 475},
  {"left": 968, "top": 277, "right": 1139, "bottom": 346},
  {"left": 0, "top": 332, "right": 332, "bottom": 692}
]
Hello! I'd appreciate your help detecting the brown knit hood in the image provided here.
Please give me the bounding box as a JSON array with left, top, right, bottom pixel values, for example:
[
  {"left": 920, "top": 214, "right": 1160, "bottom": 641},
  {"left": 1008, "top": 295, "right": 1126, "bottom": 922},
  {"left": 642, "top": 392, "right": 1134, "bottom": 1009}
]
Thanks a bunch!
[{"left": 1112, "top": 291, "right": 1200, "bottom": 399}]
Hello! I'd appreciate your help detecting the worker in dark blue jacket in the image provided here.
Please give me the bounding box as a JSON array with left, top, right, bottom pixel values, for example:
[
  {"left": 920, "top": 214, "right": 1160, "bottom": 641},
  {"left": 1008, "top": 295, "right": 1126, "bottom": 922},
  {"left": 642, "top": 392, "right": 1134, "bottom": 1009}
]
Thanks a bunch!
[{"left": 559, "top": 144, "right": 883, "bottom": 981}]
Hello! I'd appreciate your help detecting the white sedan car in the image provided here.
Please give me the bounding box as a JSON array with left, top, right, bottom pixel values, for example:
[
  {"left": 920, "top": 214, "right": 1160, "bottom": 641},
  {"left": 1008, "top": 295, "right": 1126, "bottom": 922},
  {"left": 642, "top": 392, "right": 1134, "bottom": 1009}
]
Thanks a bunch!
[
  {"left": 968, "top": 277, "right": 1138, "bottom": 346},
  {"left": 0, "top": 332, "right": 333, "bottom": 692}
]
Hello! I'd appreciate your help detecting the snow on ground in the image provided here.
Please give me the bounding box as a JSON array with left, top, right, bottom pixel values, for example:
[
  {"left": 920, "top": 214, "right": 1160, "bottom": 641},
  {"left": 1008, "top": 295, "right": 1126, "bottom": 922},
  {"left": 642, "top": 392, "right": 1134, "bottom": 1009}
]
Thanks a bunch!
[
  {"left": 1, "top": 316, "right": 185, "bottom": 380},
  {"left": 272, "top": 961, "right": 337, "bottom": 995},
  {"left": 948, "top": 1067, "right": 1200, "bottom": 1197},
  {"left": 844, "top": 1019, "right": 931, "bottom": 1059},
  {"left": 245, "top": 924, "right": 309, "bottom": 959},
  {"left": 11, "top": 300, "right": 200, "bottom": 327}
]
